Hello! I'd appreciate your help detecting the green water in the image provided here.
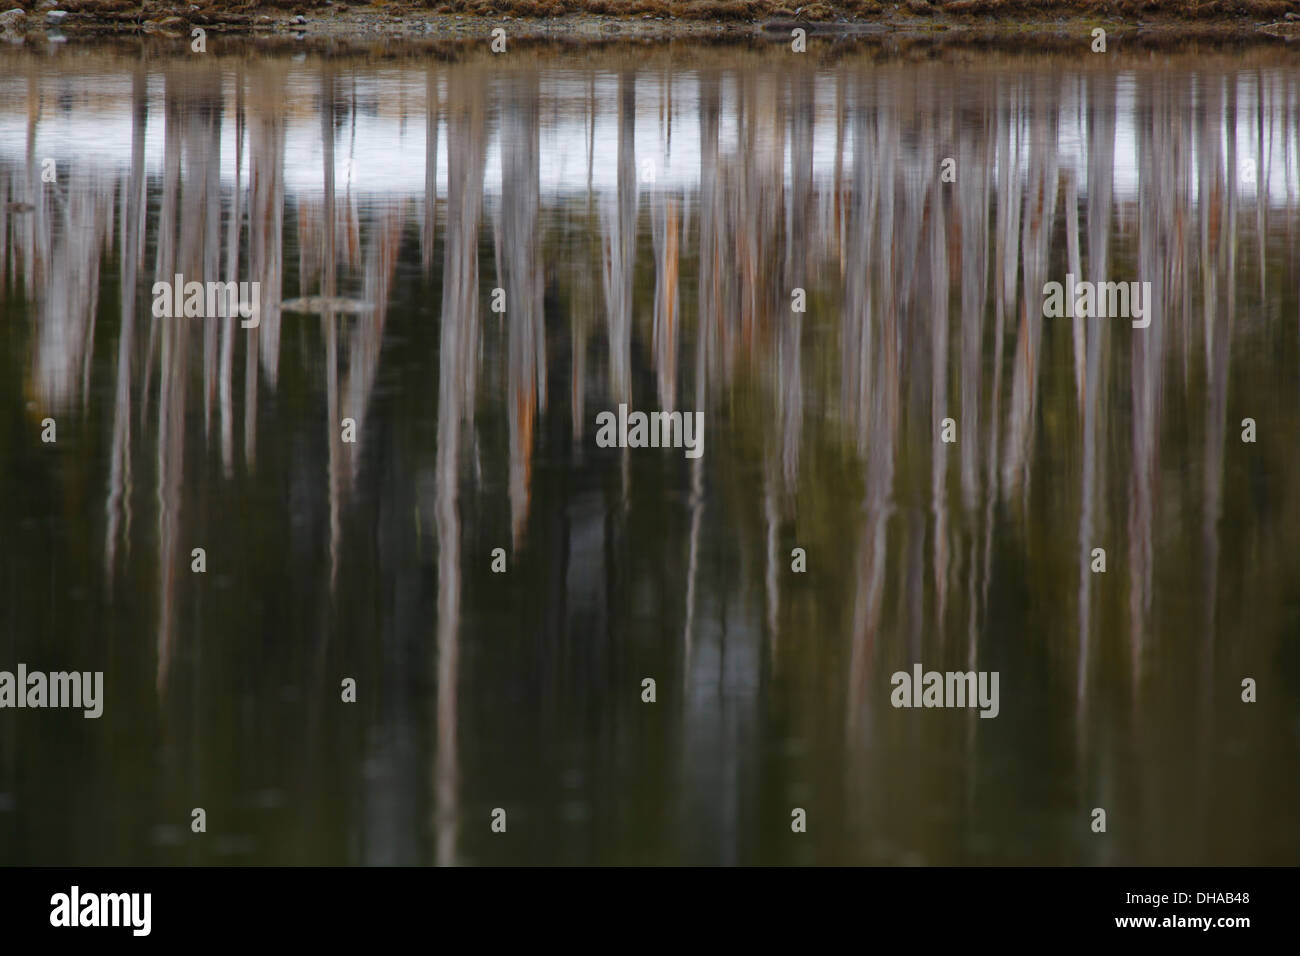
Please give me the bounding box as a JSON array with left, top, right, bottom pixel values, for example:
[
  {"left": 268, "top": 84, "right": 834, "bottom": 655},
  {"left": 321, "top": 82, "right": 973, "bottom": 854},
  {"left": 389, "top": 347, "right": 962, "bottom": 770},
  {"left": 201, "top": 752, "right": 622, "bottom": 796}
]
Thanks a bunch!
[{"left": 0, "top": 41, "right": 1298, "bottom": 865}]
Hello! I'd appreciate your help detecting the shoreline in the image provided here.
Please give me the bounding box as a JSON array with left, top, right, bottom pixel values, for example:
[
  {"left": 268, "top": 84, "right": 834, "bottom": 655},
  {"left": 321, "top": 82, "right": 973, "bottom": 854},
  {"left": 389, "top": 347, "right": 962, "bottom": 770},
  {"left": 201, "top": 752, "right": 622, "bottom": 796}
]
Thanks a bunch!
[{"left": 1, "top": 2, "right": 1299, "bottom": 48}]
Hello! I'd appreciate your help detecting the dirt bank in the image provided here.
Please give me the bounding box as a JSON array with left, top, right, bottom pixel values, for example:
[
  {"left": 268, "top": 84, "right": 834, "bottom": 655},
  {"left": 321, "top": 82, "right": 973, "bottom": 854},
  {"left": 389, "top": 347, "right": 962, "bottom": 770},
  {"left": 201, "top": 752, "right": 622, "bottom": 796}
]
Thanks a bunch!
[{"left": 1, "top": 0, "right": 1298, "bottom": 46}]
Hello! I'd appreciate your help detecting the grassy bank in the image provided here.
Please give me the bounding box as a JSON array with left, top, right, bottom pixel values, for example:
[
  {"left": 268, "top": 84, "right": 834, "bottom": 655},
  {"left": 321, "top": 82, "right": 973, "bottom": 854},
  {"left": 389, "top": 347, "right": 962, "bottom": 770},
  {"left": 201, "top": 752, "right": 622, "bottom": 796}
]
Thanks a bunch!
[
  {"left": 0, "top": 0, "right": 1297, "bottom": 43},
  {"left": 19, "top": 0, "right": 1296, "bottom": 15}
]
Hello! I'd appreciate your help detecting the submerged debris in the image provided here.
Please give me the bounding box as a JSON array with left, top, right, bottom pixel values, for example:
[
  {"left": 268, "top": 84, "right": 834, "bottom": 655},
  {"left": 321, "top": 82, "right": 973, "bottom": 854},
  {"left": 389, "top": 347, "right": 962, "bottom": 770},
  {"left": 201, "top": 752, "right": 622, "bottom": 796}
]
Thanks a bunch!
[{"left": 280, "top": 296, "right": 375, "bottom": 314}]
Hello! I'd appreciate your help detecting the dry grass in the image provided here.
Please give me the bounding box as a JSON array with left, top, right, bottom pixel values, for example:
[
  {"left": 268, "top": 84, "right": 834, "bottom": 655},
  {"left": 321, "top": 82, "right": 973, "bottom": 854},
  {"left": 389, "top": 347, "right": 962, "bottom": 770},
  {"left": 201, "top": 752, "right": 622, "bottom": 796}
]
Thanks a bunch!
[
  {"left": 424, "top": 0, "right": 892, "bottom": 17},
  {"left": 939, "top": 0, "right": 1291, "bottom": 15},
  {"left": 421, "top": 0, "right": 786, "bottom": 20},
  {"left": 420, "top": 0, "right": 892, "bottom": 16},
  {"left": 10, "top": 0, "right": 333, "bottom": 12},
  {"left": 9, "top": 0, "right": 1293, "bottom": 22},
  {"left": 413, "top": 0, "right": 1295, "bottom": 16}
]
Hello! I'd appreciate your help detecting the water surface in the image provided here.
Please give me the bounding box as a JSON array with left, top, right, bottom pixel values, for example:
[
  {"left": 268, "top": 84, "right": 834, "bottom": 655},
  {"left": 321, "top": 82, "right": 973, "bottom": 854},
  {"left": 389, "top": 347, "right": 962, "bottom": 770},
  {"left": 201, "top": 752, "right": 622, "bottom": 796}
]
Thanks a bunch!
[{"left": 1, "top": 42, "right": 1299, "bottom": 865}]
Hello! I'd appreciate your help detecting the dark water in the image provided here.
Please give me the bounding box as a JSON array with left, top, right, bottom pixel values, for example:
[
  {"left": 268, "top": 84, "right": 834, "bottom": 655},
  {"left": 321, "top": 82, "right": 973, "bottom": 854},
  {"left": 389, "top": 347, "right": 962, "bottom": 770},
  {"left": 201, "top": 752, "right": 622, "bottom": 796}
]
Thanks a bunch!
[{"left": 1, "top": 42, "right": 1299, "bottom": 865}]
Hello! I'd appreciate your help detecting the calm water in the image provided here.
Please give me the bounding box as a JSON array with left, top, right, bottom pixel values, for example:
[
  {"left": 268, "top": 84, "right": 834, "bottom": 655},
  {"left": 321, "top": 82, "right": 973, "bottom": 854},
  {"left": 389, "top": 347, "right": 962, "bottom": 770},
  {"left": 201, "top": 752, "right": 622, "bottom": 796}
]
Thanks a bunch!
[{"left": 1, "top": 41, "right": 1298, "bottom": 865}]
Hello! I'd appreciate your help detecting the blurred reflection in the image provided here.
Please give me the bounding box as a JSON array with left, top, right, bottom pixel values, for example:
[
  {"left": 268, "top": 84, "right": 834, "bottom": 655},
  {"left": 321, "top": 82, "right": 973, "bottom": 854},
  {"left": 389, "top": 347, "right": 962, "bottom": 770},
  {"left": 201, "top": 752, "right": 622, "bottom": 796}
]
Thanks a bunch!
[{"left": 2, "top": 47, "right": 1300, "bottom": 866}]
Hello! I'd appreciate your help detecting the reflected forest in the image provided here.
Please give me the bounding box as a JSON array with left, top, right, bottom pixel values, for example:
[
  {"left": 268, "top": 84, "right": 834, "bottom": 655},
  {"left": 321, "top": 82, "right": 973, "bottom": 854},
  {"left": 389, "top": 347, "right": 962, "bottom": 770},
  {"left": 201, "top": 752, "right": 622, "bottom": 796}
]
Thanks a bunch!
[{"left": 1, "top": 44, "right": 1299, "bottom": 865}]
